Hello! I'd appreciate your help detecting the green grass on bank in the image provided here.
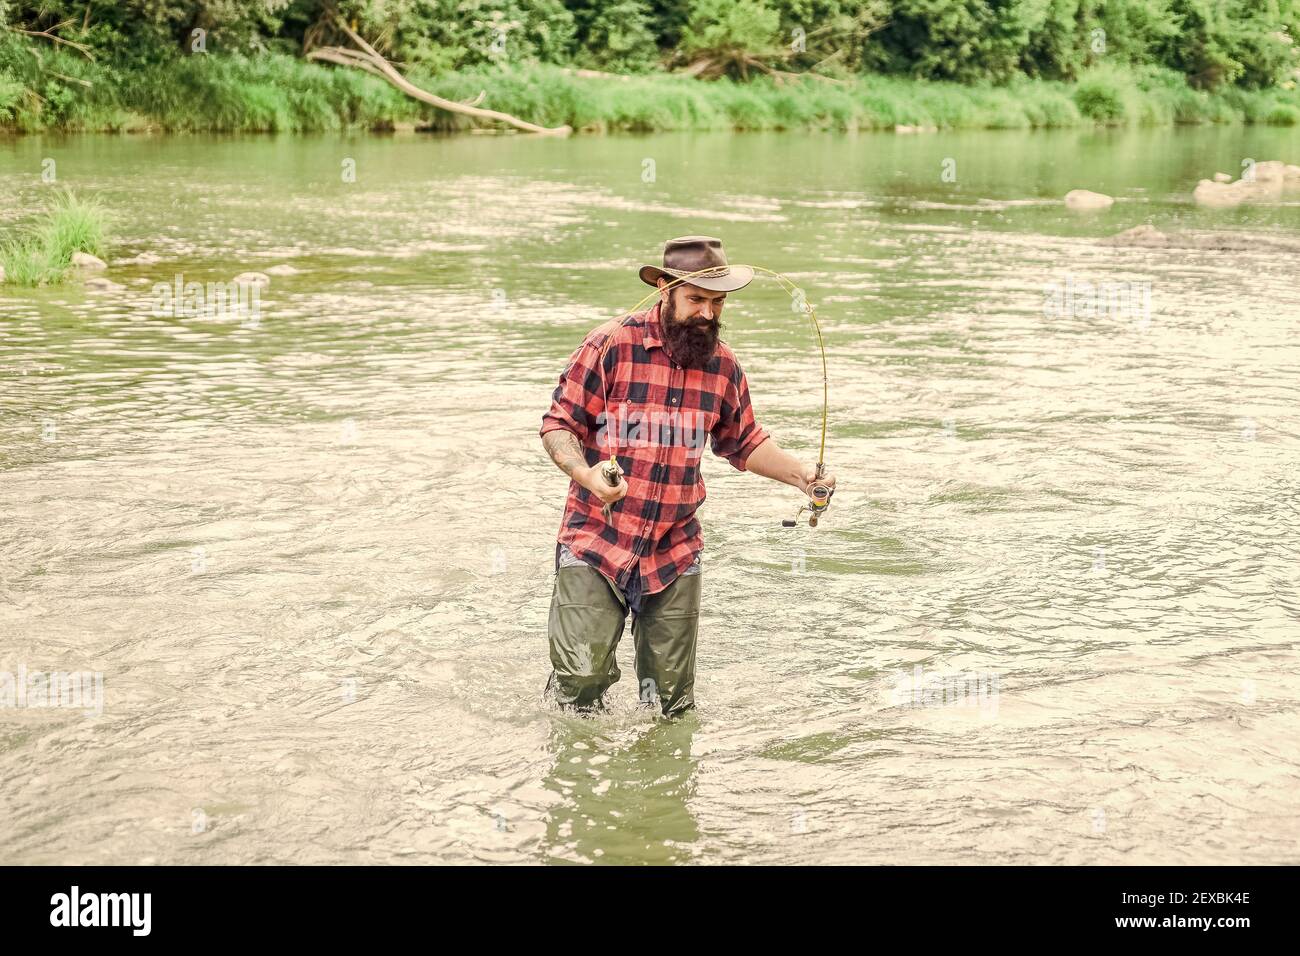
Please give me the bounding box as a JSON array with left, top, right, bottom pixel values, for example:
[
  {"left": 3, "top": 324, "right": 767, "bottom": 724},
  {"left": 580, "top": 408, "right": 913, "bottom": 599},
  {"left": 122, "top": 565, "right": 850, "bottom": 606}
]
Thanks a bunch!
[
  {"left": 2, "top": 49, "right": 1298, "bottom": 135},
  {"left": 1, "top": 191, "right": 109, "bottom": 286}
]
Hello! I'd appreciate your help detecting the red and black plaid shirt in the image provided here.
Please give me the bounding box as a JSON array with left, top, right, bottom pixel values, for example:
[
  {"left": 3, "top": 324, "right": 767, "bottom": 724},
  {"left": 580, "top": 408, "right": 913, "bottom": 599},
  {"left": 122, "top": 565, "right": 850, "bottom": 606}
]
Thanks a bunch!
[{"left": 540, "top": 301, "right": 769, "bottom": 610}]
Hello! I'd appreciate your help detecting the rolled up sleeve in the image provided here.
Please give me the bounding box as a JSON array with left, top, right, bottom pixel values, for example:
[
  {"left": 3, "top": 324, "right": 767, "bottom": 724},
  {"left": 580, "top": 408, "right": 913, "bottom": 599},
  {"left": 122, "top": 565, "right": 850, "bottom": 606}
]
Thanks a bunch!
[
  {"left": 540, "top": 336, "right": 606, "bottom": 442},
  {"left": 710, "top": 361, "right": 769, "bottom": 471}
]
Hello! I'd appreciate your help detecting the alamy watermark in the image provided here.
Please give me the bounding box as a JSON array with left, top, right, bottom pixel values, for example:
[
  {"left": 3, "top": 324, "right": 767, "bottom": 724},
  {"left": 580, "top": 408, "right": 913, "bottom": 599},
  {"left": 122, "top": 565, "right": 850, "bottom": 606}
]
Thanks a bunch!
[
  {"left": 886, "top": 665, "right": 999, "bottom": 716},
  {"left": 151, "top": 274, "right": 263, "bottom": 327},
  {"left": 50, "top": 886, "right": 150, "bottom": 936},
  {"left": 1043, "top": 275, "right": 1152, "bottom": 329},
  {"left": 595, "top": 407, "right": 711, "bottom": 459},
  {"left": 0, "top": 664, "right": 103, "bottom": 717}
]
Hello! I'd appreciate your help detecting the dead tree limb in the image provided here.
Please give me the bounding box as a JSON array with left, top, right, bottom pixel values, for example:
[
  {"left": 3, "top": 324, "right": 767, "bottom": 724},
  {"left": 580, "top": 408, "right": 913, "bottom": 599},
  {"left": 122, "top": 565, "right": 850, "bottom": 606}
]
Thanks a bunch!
[
  {"left": 306, "top": 15, "right": 569, "bottom": 135},
  {"left": 9, "top": 20, "right": 95, "bottom": 60}
]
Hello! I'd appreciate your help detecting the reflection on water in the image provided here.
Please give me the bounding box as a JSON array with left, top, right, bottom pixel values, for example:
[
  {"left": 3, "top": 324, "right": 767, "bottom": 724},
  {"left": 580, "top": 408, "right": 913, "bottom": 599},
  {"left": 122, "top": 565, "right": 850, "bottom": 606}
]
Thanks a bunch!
[
  {"left": 1, "top": 127, "right": 1298, "bottom": 864},
  {"left": 543, "top": 713, "right": 700, "bottom": 865}
]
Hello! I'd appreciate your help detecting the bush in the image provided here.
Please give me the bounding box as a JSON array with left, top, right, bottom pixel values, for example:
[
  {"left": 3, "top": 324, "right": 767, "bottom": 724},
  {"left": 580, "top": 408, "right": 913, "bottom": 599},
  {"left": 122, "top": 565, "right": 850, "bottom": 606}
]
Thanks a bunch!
[
  {"left": 0, "top": 69, "right": 23, "bottom": 121},
  {"left": 1264, "top": 102, "right": 1300, "bottom": 125},
  {"left": 1073, "top": 67, "right": 1135, "bottom": 122},
  {"left": 1, "top": 190, "right": 109, "bottom": 286}
]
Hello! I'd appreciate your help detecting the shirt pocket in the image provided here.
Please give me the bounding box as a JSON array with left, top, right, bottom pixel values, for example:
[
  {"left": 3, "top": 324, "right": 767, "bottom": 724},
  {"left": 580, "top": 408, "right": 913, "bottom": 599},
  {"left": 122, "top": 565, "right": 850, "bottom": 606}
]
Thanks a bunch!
[
  {"left": 607, "top": 379, "right": 666, "bottom": 452},
  {"left": 608, "top": 379, "right": 652, "bottom": 406}
]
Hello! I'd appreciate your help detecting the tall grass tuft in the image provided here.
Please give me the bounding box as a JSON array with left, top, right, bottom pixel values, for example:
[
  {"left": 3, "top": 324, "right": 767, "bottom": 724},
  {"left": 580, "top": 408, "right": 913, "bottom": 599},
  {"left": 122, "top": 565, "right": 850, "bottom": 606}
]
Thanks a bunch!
[{"left": 1, "top": 191, "right": 110, "bottom": 286}]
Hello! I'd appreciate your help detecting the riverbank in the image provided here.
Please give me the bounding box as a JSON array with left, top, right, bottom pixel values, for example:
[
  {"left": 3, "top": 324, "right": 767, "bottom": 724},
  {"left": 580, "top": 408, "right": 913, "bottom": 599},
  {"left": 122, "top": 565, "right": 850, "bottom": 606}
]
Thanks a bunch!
[{"left": 3, "top": 54, "right": 1299, "bottom": 136}]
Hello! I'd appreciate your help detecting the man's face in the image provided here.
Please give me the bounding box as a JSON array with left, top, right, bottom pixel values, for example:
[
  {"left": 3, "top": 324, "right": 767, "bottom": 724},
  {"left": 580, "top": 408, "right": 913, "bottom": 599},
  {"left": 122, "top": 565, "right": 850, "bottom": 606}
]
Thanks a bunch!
[{"left": 658, "top": 281, "right": 726, "bottom": 368}]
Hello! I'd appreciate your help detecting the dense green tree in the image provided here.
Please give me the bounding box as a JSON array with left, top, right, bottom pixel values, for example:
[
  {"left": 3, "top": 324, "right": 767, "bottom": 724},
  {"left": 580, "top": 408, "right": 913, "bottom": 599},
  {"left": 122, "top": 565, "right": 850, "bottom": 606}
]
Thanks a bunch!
[
  {"left": 331, "top": 0, "right": 577, "bottom": 70},
  {"left": 567, "top": 0, "right": 661, "bottom": 72},
  {"left": 773, "top": 0, "right": 890, "bottom": 74},
  {"left": 1, "top": 0, "right": 1296, "bottom": 88},
  {"left": 1160, "top": 0, "right": 1300, "bottom": 88},
  {"left": 678, "top": 0, "right": 782, "bottom": 76},
  {"left": 861, "top": 0, "right": 1047, "bottom": 82}
]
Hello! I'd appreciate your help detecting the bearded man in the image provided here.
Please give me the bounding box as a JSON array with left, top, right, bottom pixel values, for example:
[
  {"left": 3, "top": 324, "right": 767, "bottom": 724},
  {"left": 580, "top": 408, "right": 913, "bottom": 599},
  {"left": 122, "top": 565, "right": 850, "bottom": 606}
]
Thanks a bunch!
[{"left": 539, "top": 236, "right": 837, "bottom": 717}]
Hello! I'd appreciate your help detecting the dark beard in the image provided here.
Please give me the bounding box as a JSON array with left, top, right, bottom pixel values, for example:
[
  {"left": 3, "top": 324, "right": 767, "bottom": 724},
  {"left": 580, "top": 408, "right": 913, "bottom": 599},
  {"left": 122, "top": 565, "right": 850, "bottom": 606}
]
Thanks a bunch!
[{"left": 661, "top": 294, "right": 722, "bottom": 369}]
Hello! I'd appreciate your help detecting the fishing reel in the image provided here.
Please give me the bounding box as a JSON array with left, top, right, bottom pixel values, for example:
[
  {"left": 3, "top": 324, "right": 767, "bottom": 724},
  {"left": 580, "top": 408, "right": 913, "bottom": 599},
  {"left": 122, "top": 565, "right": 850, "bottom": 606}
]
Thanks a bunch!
[
  {"left": 599, "top": 457, "right": 623, "bottom": 519},
  {"left": 782, "top": 463, "right": 833, "bottom": 528}
]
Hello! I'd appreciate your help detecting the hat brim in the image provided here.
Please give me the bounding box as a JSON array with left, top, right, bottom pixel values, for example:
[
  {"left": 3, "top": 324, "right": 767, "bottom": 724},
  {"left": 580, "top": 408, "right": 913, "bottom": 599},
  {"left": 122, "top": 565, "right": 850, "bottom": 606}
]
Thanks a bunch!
[{"left": 639, "top": 264, "right": 754, "bottom": 293}]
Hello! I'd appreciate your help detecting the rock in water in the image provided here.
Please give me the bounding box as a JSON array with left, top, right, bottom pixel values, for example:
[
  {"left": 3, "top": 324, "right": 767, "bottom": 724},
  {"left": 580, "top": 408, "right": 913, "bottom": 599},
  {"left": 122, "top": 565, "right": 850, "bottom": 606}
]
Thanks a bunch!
[
  {"left": 1101, "top": 224, "right": 1168, "bottom": 247},
  {"left": 1065, "top": 189, "right": 1114, "bottom": 210},
  {"left": 1195, "top": 159, "right": 1300, "bottom": 207},
  {"left": 71, "top": 252, "right": 107, "bottom": 271},
  {"left": 1194, "top": 179, "right": 1243, "bottom": 207},
  {"left": 233, "top": 272, "right": 271, "bottom": 287},
  {"left": 1195, "top": 177, "right": 1282, "bottom": 207},
  {"left": 116, "top": 251, "right": 163, "bottom": 265},
  {"left": 1251, "top": 160, "right": 1287, "bottom": 184}
]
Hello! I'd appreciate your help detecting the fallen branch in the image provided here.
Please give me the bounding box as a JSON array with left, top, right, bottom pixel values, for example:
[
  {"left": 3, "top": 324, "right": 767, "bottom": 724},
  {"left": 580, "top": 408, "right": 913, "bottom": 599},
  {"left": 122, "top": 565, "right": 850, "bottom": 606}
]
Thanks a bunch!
[
  {"left": 8, "top": 20, "right": 95, "bottom": 60},
  {"left": 307, "top": 15, "right": 569, "bottom": 136},
  {"left": 49, "top": 71, "right": 93, "bottom": 88},
  {"left": 677, "top": 57, "right": 718, "bottom": 79},
  {"left": 765, "top": 65, "right": 849, "bottom": 87}
]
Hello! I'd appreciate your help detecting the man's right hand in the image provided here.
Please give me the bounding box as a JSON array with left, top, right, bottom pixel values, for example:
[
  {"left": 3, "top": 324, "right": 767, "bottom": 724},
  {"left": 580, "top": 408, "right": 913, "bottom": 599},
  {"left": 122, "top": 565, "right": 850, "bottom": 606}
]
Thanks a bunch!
[{"left": 580, "top": 462, "right": 628, "bottom": 507}]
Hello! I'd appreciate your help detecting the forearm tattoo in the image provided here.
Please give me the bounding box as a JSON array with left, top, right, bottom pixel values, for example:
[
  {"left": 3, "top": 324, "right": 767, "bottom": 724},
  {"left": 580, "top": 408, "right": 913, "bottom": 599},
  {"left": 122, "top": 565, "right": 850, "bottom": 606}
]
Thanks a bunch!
[{"left": 543, "top": 430, "right": 588, "bottom": 479}]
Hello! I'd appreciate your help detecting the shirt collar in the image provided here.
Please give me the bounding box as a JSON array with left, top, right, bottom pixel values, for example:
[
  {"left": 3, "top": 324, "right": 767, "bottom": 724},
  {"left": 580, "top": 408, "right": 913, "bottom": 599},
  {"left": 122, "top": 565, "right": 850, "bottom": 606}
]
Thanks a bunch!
[{"left": 642, "top": 300, "right": 665, "bottom": 351}]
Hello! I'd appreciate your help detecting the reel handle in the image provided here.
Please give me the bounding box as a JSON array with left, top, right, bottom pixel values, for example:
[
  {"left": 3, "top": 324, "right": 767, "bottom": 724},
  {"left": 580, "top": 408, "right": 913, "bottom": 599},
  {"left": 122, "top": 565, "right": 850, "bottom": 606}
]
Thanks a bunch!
[
  {"left": 600, "top": 458, "right": 622, "bottom": 519},
  {"left": 780, "top": 462, "right": 834, "bottom": 528}
]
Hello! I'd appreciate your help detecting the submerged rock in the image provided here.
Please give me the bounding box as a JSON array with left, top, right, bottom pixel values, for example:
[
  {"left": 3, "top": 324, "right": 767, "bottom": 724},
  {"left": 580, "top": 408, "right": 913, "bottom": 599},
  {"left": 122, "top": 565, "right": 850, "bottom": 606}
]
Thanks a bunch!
[
  {"left": 71, "top": 252, "right": 107, "bottom": 271},
  {"left": 232, "top": 271, "right": 271, "bottom": 287},
  {"left": 1065, "top": 189, "right": 1114, "bottom": 210},
  {"left": 116, "top": 251, "right": 164, "bottom": 265},
  {"left": 1098, "top": 228, "right": 1300, "bottom": 254},
  {"left": 84, "top": 276, "right": 126, "bottom": 292},
  {"left": 1101, "top": 224, "right": 1168, "bottom": 246}
]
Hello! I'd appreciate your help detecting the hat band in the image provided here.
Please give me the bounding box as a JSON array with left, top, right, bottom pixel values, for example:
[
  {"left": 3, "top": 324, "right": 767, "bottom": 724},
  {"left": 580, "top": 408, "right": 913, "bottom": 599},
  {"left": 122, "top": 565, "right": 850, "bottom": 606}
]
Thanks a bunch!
[{"left": 665, "top": 266, "right": 730, "bottom": 278}]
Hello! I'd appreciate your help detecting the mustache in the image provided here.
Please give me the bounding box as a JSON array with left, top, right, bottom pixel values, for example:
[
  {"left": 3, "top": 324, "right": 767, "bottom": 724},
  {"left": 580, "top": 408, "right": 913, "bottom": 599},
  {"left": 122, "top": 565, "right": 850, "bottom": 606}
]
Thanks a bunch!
[{"left": 674, "top": 315, "right": 722, "bottom": 331}]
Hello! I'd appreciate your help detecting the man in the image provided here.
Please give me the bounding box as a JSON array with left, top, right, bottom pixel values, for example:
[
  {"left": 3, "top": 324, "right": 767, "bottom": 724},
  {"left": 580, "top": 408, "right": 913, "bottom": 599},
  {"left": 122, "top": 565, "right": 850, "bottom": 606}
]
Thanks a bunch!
[{"left": 539, "top": 236, "right": 836, "bottom": 717}]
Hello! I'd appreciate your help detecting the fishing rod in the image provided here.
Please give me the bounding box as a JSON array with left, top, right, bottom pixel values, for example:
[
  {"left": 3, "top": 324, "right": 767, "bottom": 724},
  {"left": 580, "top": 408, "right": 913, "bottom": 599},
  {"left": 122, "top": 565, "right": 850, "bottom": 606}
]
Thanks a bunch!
[{"left": 592, "top": 265, "right": 832, "bottom": 528}]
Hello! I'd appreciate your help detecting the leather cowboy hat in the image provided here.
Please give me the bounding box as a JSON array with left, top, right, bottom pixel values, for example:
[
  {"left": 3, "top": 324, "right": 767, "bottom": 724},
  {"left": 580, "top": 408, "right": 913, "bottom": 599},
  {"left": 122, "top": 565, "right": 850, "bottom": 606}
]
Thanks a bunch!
[{"left": 639, "top": 236, "right": 754, "bottom": 293}]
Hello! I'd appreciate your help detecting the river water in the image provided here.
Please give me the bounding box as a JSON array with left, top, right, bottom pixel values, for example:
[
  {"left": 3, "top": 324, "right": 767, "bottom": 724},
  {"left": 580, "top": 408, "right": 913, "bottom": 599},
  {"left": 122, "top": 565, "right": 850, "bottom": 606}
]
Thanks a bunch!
[{"left": 2, "top": 127, "right": 1298, "bottom": 864}]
